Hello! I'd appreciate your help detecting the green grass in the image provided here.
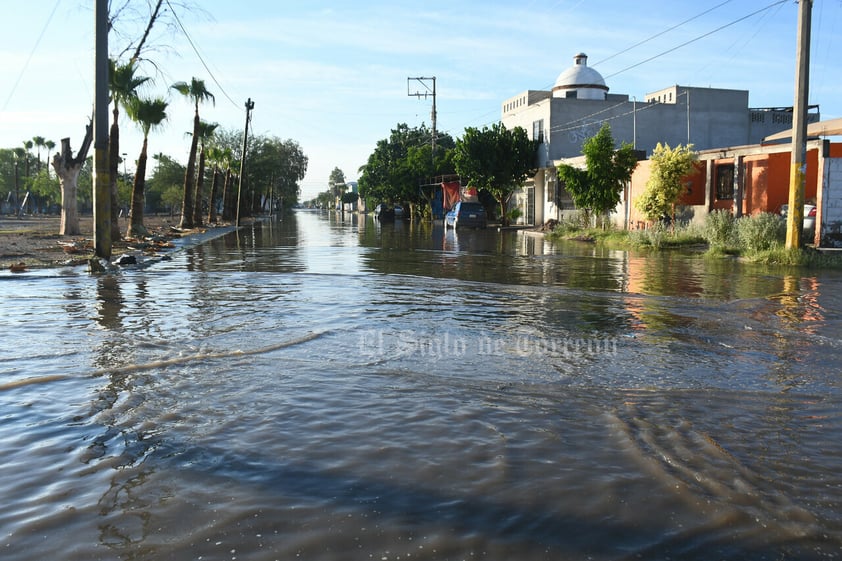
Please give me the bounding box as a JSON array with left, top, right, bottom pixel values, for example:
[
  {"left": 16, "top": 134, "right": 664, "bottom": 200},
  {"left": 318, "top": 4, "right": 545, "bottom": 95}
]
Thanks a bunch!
[
  {"left": 742, "top": 246, "right": 842, "bottom": 268},
  {"left": 546, "top": 218, "right": 842, "bottom": 268}
]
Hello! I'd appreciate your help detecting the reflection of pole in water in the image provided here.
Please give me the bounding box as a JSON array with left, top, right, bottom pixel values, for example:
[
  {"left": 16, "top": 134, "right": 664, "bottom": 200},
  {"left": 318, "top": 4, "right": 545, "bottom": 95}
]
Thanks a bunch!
[{"left": 95, "top": 275, "right": 123, "bottom": 330}]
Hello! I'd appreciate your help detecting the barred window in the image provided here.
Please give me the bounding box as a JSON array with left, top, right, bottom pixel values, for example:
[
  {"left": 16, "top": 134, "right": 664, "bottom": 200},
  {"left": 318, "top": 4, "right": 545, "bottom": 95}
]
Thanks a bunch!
[{"left": 716, "top": 164, "right": 735, "bottom": 200}]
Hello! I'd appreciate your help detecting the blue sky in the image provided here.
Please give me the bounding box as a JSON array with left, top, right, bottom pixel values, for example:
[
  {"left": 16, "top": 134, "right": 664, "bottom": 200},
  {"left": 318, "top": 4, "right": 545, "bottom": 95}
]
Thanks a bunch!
[{"left": 1, "top": 0, "right": 840, "bottom": 200}]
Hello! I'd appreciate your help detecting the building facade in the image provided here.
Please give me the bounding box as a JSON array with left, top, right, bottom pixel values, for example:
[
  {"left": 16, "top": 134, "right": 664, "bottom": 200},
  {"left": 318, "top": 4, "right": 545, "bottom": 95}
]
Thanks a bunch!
[{"left": 502, "top": 53, "right": 820, "bottom": 226}]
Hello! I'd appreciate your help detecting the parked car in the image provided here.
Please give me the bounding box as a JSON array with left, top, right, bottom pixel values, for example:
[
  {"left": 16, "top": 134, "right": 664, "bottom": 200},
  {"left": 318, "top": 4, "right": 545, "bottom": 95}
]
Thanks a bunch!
[
  {"left": 374, "top": 204, "right": 405, "bottom": 221},
  {"left": 780, "top": 203, "right": 816, "bottom": 239},
  {"left": 374, "top": 203, "right": 395, "bottom": 221},
  {"left": 444, "top": 201, "right": 487, "bottom": 229}
]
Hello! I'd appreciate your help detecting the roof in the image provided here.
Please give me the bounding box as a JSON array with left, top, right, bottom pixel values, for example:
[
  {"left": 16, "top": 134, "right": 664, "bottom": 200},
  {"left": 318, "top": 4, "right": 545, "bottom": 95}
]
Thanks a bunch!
[
  {"left": 763, "top": 117, "right": 842, "bottom": 142},
  {"left": 553, "top": 53, "right": 607, "bottom": 92}
]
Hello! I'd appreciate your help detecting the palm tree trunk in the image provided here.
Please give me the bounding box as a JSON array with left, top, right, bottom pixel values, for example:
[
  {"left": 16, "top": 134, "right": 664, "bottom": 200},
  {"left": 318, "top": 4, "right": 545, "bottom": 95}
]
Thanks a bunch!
[
  {"left": 128, "top": 137, "right": 149, "bottom": 237},
  {"left": 222, "top": 169, "right": 233, "bottom": 221},
  {"left": 179, "top": 110, "right": 200, "bottom": 229},
  {"left": 192, "top": 146, "right": 205, "bottom": 226},
  {"left": 208, "top": 166, "right": 220, "bottom": 224}
]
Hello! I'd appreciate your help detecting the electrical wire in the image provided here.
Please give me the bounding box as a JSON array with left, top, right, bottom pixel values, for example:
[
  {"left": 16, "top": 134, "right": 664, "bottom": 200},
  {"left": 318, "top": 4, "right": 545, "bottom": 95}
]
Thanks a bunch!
[
  {"left": 603, "top": 0, "right": 790, "bottom": 80},
  {"left": 165, "top": 0, "right": 241, "bottom": 110},
  {"left": 1, "top": 0, "right": 61, "bottom": 113}
]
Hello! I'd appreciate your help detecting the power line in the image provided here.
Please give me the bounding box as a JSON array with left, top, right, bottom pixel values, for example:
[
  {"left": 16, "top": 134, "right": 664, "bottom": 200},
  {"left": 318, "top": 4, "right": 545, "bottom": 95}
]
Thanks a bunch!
[
  {"left": 603, "top": 0, "right": 790, "bottom": 80},
  {"left": 2, "top": 0, "right": 61, "bottom": 113},
  {"left": 592, "top": 0, "right": 734, "bottom": 67},
  {"left": 165, "top": 0, "right": 240, "bottom": 110}
]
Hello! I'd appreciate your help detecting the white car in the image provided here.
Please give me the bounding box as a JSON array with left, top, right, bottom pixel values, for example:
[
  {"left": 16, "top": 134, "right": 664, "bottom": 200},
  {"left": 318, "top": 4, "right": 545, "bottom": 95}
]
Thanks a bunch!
[{"left": 780, "top": 203, "right": 816, "bottom": 239}]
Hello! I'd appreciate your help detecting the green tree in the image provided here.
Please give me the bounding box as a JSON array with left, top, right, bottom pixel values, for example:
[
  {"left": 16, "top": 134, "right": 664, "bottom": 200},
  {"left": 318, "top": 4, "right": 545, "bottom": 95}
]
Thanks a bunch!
[
  {"left": 254, "top": 136, "right": 308, "bottom": 212},
  {"left": 125, "top": 96, "right": 168, "bottom": 237},
  {"left": 557, "top": 122, "right": 638, "bottom": 225},
  {"left": 171, "top": 77, "right": 215, "bottom": 229},
  {"left": 109, "top": 59, "right": 150, "bottom": 239},
  {"left": 329, "top": 167, "right": 346, "bottom": 208},
  {"left": 205, "top": 145, "right": 232, "bottom": 223},
  {"left": 22, "top": 140, "right": 33, "bottom": 179},
  {"left": 32, "top": 136, "right": 45, "bottom": 173},
  {"left": 29, "top": 169, "right": 60, "bottom": 211},
  {"left": 453, "top": 122, "right": 538, "bottom": 225},
  {"left": 358, "top": 123, "right": 452, "bottom": 217},
  {"left": 635, "top": 142, "right": 698, "bottom": 225},
  {"left": 147, "top": 153, "right": 185, "bottom": 214},
  {"left": 44, "top": 140, "right": 55, "bottom": 179}
]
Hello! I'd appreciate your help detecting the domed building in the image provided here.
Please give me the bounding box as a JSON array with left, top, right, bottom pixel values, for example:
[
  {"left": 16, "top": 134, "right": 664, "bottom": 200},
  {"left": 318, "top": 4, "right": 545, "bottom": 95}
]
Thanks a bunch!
[
  {"left": 551, "top": 53, "right": 608, "bottom": 100},
  {"left": 500, "top": 51, "right": 820, "bottom": 228}
]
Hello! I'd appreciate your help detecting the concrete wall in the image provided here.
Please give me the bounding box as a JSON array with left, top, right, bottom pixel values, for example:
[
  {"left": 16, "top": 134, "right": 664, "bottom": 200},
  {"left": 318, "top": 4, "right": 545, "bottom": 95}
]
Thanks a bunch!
[{"left": 818, "top": 157, "right": 842, "bottom": 247}]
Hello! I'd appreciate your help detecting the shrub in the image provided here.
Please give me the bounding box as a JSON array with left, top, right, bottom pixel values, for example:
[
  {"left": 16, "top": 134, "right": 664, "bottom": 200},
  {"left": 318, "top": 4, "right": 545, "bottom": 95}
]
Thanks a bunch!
[
  {"left": 736, "top": 212, "right": 786, "bottom": 253},
  {"left": 629, "top": 222, "right": 667, "bottom": 249},
  {"left": 704, "top": 209, "right": 737, "bottom": 249}
]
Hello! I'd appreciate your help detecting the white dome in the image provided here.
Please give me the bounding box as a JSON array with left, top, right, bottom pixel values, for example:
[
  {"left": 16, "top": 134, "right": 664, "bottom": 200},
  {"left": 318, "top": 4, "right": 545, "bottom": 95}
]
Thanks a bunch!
[{"left": 552, "top": 53, "right": 608, "bottom": 100}]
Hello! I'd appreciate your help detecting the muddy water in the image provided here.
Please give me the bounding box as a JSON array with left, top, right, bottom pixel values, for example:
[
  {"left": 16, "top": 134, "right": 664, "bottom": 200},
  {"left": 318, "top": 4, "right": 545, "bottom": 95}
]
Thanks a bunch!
[{"left": 1, "top": 210, "right": 841, "bottom": 560}]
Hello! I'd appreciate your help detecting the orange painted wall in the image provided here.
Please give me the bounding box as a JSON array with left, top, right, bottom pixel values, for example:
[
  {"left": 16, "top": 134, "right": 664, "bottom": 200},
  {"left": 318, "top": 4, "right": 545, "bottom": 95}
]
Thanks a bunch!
[
  {"left": 678, "top": 162, "right": 706, "bottom": 206},
  {"left": 761, "top": 152, "right": 791, "bottom": 213},
  {"left": 623, "top": 142, "right": 839, "bottom": 229},
  {"left": 743, "top": 156, "right": 768, "bottom": 214}
]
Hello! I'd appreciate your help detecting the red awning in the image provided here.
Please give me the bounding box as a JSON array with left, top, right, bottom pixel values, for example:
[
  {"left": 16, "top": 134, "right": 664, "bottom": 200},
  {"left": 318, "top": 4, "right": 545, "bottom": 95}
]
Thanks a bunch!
[{"left": 442, "top": 181, "right": 461, "bottom": 210}]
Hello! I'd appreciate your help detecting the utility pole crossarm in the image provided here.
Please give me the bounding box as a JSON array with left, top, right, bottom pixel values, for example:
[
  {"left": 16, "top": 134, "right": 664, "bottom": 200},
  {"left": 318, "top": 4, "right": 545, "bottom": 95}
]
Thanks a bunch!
[{"left": 407, "top": 76, "right": 437, "bottom": 157}]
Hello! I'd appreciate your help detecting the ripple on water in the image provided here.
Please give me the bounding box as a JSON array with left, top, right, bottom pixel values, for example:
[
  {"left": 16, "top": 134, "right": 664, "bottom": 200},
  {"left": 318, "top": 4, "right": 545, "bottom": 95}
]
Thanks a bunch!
[{"left": 3, "top": 215, "right": 842, "bottom": 560}]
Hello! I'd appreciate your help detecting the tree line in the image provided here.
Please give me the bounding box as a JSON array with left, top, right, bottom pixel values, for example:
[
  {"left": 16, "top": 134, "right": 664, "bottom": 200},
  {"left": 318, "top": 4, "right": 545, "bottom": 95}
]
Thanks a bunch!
[
  {"left": 0, "top": 1, "right": 308, "bottom": 239},
  {"left": 311, "top": 120, "right": 695, "bottom": 228},
  {"left": 306, "top": 122, "right": 540, "bottom": 226}
]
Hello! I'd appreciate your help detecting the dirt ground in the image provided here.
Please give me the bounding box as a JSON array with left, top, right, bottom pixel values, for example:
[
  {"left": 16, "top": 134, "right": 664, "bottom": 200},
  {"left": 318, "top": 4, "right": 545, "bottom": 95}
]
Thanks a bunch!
[{"left": 0, "top": 213, "right": 232, "bottom": 270}]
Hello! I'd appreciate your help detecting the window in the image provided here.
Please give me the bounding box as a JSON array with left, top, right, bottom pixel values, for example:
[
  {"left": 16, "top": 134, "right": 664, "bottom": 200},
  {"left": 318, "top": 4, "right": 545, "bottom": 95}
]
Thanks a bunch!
[
  {"left": 716, "top": 164, "right": 735, "bottom": 200},
  {"left": 533, "top": 119, "right": 544, "bottom": 143}
]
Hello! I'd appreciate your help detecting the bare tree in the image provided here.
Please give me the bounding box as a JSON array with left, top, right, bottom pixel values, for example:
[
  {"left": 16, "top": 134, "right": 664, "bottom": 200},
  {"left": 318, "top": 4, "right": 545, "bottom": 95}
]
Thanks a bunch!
[{"left": 52, "top": 125, "right": 93, "bottom": 235}]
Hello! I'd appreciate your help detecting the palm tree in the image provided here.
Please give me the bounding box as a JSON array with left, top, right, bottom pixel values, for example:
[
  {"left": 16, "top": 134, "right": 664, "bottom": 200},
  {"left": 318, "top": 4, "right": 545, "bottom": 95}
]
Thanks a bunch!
[
  {"left": 12, "top": 147, "right": 26, "bottom": 212},
  {"left": 191, "top": 120, "right": 219, "bottom": 226},
  {"left": 22, "top": 140, "right": 33, "bottom": 178},
  {"left": 171, "top": 77, "right": 215, "bottom": 229},
  {"left": 109, "top": 59, "right": 150, "bottom": 240},
  {"left": 125, "top": 96, "right": 168, "bottom": 238},
  {"left": 32, "top": 136, "right": 45, "bottom": 172},
  {"left": 45, "top": 140, "right": 55, "bottom": 178}
]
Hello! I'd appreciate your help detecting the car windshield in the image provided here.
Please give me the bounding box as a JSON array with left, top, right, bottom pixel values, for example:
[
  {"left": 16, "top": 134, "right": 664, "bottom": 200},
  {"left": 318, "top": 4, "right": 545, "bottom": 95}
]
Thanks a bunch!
[{"left": 459, "top": 203, "right": 484, "bottom": 213}]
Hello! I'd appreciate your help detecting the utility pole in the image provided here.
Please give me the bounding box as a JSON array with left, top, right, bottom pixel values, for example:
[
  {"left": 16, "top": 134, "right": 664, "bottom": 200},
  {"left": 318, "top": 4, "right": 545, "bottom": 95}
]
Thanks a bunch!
[
  {"left": 93, "top": 0, "right": 111, "bottom": 259},
  {"left": 235, "top": 98, "right": 254, "bottom": 227},
  {"left": 407, "top": 77, "right": 437, "bottom": 157},
  {"left": 786, "top": 0, "right": 812, "bottom": 249}
]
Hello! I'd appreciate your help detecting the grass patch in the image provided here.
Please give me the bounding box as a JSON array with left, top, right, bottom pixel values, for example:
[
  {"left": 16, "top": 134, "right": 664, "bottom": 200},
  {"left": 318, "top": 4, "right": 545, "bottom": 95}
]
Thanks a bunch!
[
  {"left": 743, "top": 246, "right": 842, "bottom": 268},
  {"left": 545, "top": 213, "right": 842, "bottom": 268}
]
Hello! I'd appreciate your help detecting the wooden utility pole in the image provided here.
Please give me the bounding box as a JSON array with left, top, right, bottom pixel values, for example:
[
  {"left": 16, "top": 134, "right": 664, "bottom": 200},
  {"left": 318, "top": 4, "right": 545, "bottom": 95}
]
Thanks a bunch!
[
  {"left": 235, "top": 98, "right": 254, "bottom": 227},
  {"left": 407, "top": 77, "right": 437, "bottom": 157},
  {"left": 93, "top": 0, "right": 111, "bottom": 259},
  {"left": 785, "top": 0, "right": 812, "bottom": 249}
]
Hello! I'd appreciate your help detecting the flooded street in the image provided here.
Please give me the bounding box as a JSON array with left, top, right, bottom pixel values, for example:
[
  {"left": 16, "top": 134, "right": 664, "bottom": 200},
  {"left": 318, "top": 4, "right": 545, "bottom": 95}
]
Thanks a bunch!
[{"left": 2, "top": 209, "right": 842, "bottom": 560}]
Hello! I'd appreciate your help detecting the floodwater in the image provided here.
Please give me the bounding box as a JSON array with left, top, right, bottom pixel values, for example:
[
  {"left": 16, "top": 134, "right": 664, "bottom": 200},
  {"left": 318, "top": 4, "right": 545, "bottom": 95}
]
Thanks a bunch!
[{"left": 2, "top": 209, "right": 842, "bottom": 561}]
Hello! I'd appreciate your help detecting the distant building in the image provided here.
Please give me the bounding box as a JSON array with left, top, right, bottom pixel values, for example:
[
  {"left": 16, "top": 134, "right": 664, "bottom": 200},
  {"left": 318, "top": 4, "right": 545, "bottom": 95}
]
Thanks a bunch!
[{"left": 502, "top": 53, "right": 820, "bottom": 225}]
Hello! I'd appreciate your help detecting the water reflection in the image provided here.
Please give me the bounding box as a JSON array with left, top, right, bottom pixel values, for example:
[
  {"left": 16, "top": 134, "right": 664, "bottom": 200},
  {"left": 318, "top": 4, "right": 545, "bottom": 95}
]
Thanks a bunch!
[{"left": 3, "top": 210, "right": 842, "bottom": 560}]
